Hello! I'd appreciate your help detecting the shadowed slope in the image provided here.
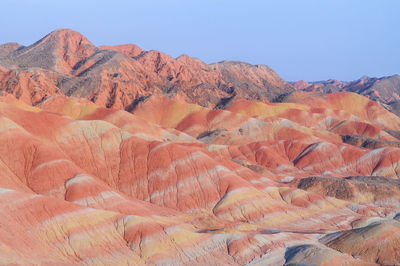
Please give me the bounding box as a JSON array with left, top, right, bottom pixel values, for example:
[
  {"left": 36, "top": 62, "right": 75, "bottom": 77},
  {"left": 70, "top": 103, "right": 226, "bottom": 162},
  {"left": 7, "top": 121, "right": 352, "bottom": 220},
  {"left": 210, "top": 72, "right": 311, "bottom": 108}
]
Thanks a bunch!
[{"left": 321, "top": 220, "right": 400, "bottom": 265}]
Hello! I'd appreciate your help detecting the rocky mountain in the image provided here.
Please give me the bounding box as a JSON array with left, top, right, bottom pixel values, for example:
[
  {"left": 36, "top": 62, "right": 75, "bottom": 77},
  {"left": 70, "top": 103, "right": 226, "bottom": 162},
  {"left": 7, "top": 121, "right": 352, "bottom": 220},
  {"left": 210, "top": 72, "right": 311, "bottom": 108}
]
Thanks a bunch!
[
  {"left": 0, "top": 42, "right": 24, "bottom": 58},
  {"left": 293, "top": 74, "right": 400, "bottom": 116},
  {"left": 0, "top": 29, "right": 399, "bottom": 265},
  {"left": 0, "top": 28, "right": 294, "bottom": 109}
]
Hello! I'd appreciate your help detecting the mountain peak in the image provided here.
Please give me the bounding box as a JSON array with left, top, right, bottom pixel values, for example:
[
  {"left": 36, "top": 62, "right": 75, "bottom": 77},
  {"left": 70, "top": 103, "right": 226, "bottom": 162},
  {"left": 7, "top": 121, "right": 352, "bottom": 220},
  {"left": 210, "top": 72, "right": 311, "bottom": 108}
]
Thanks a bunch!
[
  {"left": 47, "top": 28, "right": 85, "bottom": 37},
  {"left": 0, "top": 42, "right": 24, "bottom": 58},
  {"left": 0, "top": 28, "right": 97, "bottom": 74},
  {"left": 32, "top": 28, "right": 95, "bottom": 52}
]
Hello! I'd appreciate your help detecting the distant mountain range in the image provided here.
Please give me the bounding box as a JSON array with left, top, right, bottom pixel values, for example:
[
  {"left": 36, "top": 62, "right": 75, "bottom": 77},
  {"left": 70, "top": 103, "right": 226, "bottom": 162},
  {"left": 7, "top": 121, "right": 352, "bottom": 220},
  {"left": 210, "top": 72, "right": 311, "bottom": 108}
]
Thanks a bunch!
[{"left": 292, "top": 75, "right": 400, "bottom": 115}]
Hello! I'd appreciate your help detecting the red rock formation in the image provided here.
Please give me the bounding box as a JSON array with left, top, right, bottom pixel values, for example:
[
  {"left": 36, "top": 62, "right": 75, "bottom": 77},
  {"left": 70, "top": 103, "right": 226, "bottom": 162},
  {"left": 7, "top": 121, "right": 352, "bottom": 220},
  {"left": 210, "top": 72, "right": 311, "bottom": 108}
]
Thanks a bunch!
[
  {"left": 1, "top": 29, "right": 98, "bottom": 74},
  {"left": 292, "top": 75, "right": 400, "bottom": 116},
  {"left": 100, "top": 44, "right": 144, "bottom": 57},
  {"left": 0, "top": 29, "right": 294, "bottom": 109},
  {"left": 0, "top": 29, "right": 399, "bottom": 265}
]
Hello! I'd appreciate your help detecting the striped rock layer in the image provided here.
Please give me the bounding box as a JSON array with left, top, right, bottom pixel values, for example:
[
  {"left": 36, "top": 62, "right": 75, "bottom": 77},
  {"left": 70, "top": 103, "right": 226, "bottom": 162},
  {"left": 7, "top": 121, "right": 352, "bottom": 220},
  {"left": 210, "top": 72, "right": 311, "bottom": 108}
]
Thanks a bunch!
[{"left": 0, "top": 29, "right": 399, "bottom": 265}]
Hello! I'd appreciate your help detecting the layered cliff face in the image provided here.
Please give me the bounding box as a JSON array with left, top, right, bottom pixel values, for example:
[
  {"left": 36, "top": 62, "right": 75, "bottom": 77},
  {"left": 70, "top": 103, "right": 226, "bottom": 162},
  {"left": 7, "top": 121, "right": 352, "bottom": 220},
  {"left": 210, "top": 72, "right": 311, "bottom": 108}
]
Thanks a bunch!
[{"left": 0, "top": 29, "right": 399, "bottom": 265}]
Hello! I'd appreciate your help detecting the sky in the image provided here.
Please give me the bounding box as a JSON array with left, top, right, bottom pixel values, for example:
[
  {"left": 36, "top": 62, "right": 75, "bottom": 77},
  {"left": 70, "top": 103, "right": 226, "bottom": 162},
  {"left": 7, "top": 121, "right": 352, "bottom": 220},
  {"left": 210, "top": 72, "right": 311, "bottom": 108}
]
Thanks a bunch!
[{"left": 1, "top": 0, "right": 399, "bottom": 81}]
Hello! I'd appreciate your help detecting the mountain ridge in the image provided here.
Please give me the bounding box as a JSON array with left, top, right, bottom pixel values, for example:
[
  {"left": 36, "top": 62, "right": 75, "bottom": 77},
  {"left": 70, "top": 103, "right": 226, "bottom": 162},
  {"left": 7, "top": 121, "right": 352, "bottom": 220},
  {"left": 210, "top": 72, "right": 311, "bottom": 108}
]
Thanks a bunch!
[
  {"left": 0, "top": 28, "right": 294, "bottom": 109},
  {"left": 292, "top": 74, "right": 400, "bottom": 115}
]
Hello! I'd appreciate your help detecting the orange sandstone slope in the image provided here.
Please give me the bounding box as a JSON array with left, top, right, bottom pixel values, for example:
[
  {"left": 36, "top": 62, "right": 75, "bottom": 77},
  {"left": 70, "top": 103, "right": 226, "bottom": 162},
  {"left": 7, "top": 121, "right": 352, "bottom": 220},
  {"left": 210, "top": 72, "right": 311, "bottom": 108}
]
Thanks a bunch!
[
  {"left": 0, "top": 29, "right": 399, "bottom": 265},
  {"left": 1, "top": 93, "right": 400, "bottom": 265}
]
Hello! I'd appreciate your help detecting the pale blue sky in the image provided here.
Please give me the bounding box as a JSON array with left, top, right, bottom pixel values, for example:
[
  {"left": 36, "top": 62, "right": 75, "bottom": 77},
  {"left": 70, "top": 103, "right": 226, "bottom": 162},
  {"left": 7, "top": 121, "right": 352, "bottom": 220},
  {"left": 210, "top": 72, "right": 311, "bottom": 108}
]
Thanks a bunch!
[{"left": 1, "top": 0, "right": 399, "bottom": 81}]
